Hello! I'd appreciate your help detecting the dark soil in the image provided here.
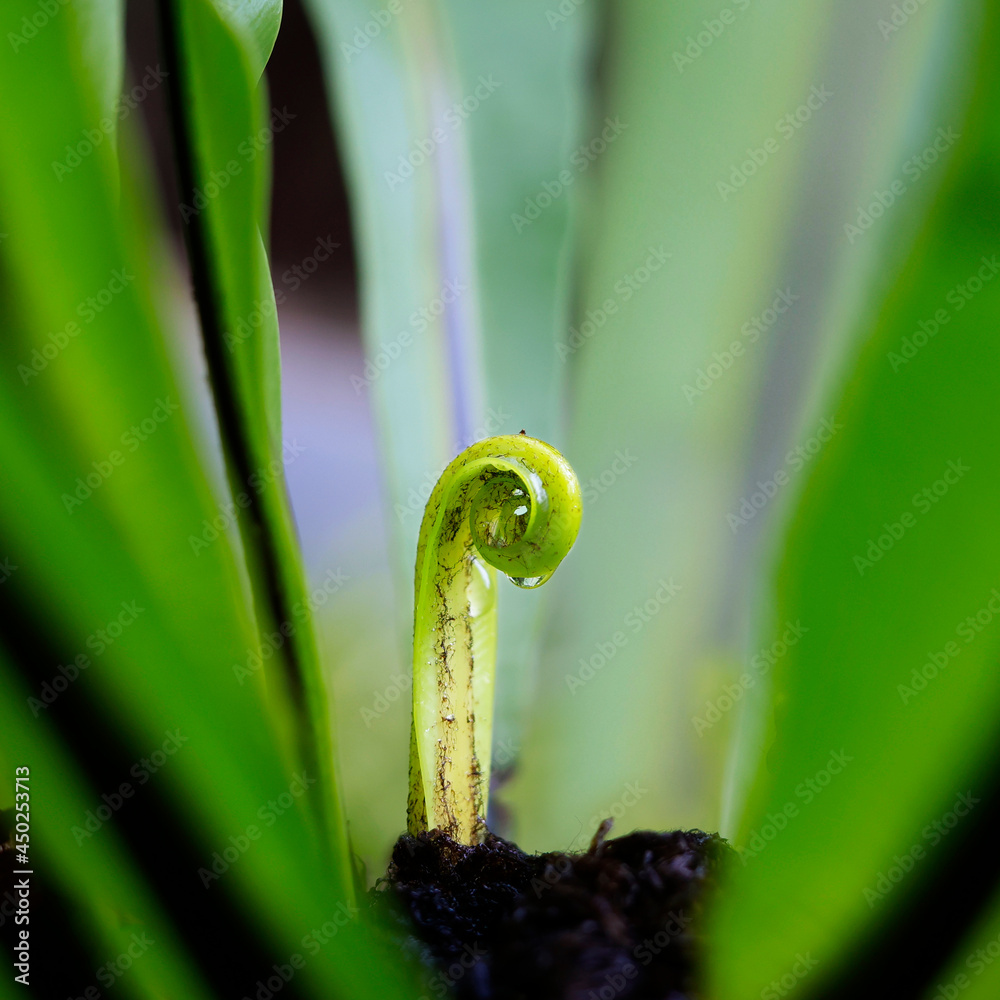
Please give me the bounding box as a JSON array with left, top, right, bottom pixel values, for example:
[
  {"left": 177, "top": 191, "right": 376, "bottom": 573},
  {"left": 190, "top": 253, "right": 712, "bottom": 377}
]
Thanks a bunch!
[{"left": 372, "top": 823, "right": 733, "bottom": 1000}]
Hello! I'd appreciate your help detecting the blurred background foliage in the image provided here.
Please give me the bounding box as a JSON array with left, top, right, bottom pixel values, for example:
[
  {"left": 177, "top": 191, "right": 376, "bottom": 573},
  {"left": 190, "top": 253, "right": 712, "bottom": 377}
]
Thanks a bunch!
[{"left": 2, "top": 0, "right": 1000, "bottom": 997}]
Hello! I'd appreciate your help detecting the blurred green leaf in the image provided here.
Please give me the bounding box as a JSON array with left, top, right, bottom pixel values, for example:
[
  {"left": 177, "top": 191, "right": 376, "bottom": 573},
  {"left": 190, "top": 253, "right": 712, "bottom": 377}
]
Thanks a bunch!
[
  {"left": 75, "top": 0, "right": 125, "bottom": 122},
  {"left": 0, "top": 1, "right": 418, "bottom": 996},
  {"left": 709, "top": 1, "right": 1000, "bottom": 994},
  {"left": 0, "top": 653, "right": 213, "bottom": 1000},
  {"left": 160, "top": 0, "right": 353, "bottom": 880},
  {"left": 509, "top": 0, "right": 978, "bottom": 858},
  {"left": 929, "top": 894, "right": 1000, "bottom": 999}
]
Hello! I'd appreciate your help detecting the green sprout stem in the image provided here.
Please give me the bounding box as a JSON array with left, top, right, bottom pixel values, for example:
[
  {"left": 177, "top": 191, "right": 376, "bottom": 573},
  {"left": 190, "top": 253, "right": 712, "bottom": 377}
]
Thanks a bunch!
[{"left": 407, "top": 434, "right": 582, "bottom": 845}]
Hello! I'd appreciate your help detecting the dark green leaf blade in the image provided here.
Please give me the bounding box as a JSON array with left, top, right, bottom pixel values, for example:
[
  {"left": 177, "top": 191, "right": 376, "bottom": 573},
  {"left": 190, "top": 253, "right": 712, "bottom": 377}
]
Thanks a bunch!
[{"left": 161, "top": 0, "right": 352, "bottom": 883}]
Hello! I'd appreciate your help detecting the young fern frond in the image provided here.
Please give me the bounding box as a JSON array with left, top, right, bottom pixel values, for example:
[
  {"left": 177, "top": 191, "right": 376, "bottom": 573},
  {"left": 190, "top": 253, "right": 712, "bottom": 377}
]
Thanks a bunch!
[{"left": 407, "top": 434, "right": 581, "bottom": 845}]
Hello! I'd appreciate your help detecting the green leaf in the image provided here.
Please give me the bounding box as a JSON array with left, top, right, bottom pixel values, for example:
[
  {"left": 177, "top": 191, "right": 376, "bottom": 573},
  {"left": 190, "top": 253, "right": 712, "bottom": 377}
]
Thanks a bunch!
[
  {"left": 709, "top": 2, "right": 1000, "bottom": 993},
  {"left": 0, "top": 2, "right": 419, "bottom": 996},
  {"left": 74, "top": 0, "right": 125, "bottom": 126},
  {"left": 929, "top": 894, "right": 1000, "bottom": 999},
  {"left": 508, "top": 0, "right": 977, "bottom": 857},
  {"left": 208, "top": 0, "right": 282, "bottom": 79},
  {"left": 0, "top": 656, "right": 214, "bottom": 1000},
  {"left": 159, "top": 0, "right": 351, "bottom": 883}
]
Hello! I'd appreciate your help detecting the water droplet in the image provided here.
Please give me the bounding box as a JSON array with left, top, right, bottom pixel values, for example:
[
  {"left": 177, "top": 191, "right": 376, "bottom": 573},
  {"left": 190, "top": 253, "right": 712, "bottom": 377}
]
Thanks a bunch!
[
  {"left": 471, "top": 473, "right": 532, "bottom": 551},
  {"left": 507, "top": 573, "right": 553, "bottom": 590}
]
